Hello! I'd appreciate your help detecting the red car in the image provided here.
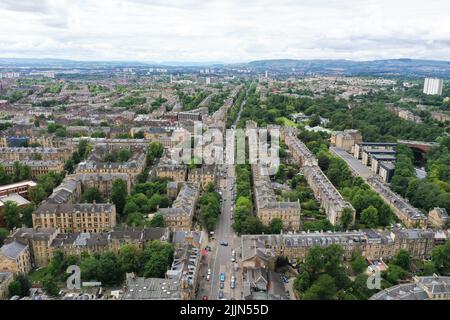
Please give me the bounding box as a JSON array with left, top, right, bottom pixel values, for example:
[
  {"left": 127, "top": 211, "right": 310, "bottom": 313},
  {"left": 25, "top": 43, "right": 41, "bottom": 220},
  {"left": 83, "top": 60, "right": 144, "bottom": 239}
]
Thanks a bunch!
[{"left": 202, "top": 296, "right": 208, "bottom": 300}]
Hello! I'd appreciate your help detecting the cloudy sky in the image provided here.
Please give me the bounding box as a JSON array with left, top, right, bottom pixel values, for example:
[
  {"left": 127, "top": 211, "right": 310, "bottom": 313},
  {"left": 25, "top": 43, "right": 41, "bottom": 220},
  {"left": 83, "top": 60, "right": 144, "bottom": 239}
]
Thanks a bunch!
[{"left": 1, "top": 0, "right": 450, "bottom": 63}]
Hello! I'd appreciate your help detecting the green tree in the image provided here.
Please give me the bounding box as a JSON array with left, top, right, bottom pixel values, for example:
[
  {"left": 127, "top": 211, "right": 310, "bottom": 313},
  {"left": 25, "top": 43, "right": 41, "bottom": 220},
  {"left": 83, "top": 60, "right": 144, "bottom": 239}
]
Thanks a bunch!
[
  {"left": 21, "top": 204, "right": 35, "bottom": 228},
  {"left": 98, "top": 252, "right": 124, "bottom": 286},
  {"left": 302, "top": 274, "right": 337, "bottom": 300},
  {"left": 431, "top": 239, "right": 450, "bottom": 275},
  {"left": 111, "top": 179, "right": 128, "bottom": 217},
  {"left": 147, "top": 141, "right": 164, "bottom": 165},
  {"left": 269, "top": 218, "right": 283, "bottom": 234},
  {"left": 422, "top": 261, "right": 437, "bottom": 276},
  {"left": 360, "top": 206, "right": 379, "bottom": 228},
  {"left": 42, "top": 276, "right": 60, "bottom": 296},
  {"left": 339, "top": 208, "right": 354, "bottom": 230},
  {"left": 350, "top": 251, "right": 367, "bottom": 275},
  {"left": 384, "top": 264, "right": 408, "bottom": 284},
  {"left": 118, "top": 245, "right": 143, "bottom": 273},
  {"left": 4, "top": 201, "right": 21, "bottom": 229},
  {"left": 126, "top": 212, "right": 146, "bottom": 227},
  {"left": 0, "top": 227, "right": 8, "bottom": 246},
  {"left": 28, "top": 185, "right": 47, "bottom": 204},
  {"left": 148, "top": 214, "right": 165, "bottom": 227},
  {"left": 80, "top": 255, "right": 100, "bottom": 281},
  {"left": 294, "top": 270, "right": 312, "bottom": 293},
  {"left": 394, "top": 250, "right": 411, "bottom": 271},
  {"left": 8, "top": 274, "right": 31, "bottom": 298},
  {"left": 142, "top": 241, "right": 174, "bottom": 278},
  {"left": 81, "top": 187, "right": 104, "bottom": 203}
]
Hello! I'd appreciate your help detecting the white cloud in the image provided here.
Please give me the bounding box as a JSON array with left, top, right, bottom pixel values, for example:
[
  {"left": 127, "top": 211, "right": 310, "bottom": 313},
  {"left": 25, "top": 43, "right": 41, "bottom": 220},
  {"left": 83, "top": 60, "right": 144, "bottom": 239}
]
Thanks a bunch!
[{"left": 0, "top": 0, "right": 449, "bottom": 62}]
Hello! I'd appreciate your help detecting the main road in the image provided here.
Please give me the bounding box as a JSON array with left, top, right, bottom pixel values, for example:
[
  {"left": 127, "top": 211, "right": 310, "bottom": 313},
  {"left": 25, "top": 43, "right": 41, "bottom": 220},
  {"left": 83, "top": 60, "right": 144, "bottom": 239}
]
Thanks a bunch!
[{"left": 196, "top": 85, "right": 249, "bottom": 300}]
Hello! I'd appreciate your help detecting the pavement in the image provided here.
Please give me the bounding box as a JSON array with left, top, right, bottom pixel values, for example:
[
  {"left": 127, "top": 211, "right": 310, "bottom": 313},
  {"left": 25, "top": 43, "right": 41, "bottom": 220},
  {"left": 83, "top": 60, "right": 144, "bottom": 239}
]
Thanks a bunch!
[{"left": 330, "top": 146, "right": 373, "bottom": 179}]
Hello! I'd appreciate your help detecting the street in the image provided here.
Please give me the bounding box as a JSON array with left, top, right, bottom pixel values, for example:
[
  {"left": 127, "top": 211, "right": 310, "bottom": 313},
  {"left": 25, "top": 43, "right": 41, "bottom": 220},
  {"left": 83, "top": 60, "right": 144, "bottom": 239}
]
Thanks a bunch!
[{"left": 195, "top": 87, "right": 249, "bottom": 300}]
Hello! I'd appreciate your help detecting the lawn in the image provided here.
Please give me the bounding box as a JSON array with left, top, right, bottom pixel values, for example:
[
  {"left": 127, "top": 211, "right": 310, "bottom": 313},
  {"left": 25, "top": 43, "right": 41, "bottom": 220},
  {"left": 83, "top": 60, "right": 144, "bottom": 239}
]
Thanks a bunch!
[
  {"left": 28, "top": 267, "right": 49, "bottom": 283},
  {"left": 276, "top": 117, "right": 298, "bottom": 127}
]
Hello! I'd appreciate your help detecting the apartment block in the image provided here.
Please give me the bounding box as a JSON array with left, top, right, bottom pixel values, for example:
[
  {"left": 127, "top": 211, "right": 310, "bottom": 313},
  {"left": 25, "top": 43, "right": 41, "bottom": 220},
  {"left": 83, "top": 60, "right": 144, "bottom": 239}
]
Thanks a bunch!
[
  {"left": 0, "top": 160, "right": 65, "bottom": 179},
  {"left": 187, "top": 165, "right": 216, "bottom": 189},
  {"left": 428, "top": 207, "right": 448, "bottom": 229},
  {"left": 0, "top": 241, "right": 32, "bottom": 275},
  {"left": 367, "top": 177, "right": 427, "bottom": 228},
  {"left": 303, "top": 165, "right": 355, "bottom": 226},
  {"left": 33, "top": 203, "right": 117, "bottom": 233},
  {"left": 158, "top": 182, "right": 200, "bottom": 232},
  {"left": 252, "top": 164, "right": 301, "bottom": 231},
  {"left": 155, "top": 164, "right": 187, "bottom": 182},
  {"left": 353, "top": 142, "right": 396, "bottom": 160},
  {"left": 423, "top": 78, "right": 444, "bottom": 96}
]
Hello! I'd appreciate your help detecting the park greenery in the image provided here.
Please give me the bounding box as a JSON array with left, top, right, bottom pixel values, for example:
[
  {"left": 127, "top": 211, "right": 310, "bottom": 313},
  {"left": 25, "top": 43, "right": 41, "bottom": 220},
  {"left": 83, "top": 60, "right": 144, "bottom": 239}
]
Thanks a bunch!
[
  {"left": 112, "top": 95, "right": 146, "bottom": 109},
  {"left": 293, "top": 245, "right": 377, "bottom": 300},
  {"left": 21, "top": 241, "right": 174, "bottom": 295},
  {"left": 391, "top": 140, "right": 450, "bottom": 216},
  {"left": 119, "top": 178, "right": 171, "bottom": 227},
  {"left": 177, "top": 90, "right": 208, "bottom": 111},
  {"left": 226, "top": 85, "right": 249, "bottom": 128}
]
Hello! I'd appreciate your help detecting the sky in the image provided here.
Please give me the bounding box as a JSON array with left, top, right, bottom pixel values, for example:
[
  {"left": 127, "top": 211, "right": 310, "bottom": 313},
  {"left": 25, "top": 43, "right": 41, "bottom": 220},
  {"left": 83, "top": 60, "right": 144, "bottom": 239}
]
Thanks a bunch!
[{"left": 1, "top": 0, "right": 450, "bottom": 63}]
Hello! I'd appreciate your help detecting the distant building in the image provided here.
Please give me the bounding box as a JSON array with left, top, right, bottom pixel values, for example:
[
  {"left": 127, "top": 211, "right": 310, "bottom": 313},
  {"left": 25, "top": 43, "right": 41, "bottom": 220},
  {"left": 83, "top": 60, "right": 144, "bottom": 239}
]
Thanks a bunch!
[
  {"left": 378, "top": 162, "right": 396, "bottom": 183},
  {"left": 353, "top": 142, "right": 396, "bottom": 160},
  {"left": 423, "top": 78, "right": 444, "bottom": 95},
  {"left": 331, "top": 129, "right": 362, "bottom": 152}
]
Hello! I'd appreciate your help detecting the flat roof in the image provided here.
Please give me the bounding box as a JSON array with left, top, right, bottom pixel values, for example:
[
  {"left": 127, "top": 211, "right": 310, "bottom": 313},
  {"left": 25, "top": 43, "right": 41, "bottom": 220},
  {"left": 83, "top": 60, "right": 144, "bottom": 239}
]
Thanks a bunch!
[
  {"left": 0, "top": 193, "right": 30, "bottom": 207},
  {"left": 0, "top": 180, "right": 37, "bottom": 192}
]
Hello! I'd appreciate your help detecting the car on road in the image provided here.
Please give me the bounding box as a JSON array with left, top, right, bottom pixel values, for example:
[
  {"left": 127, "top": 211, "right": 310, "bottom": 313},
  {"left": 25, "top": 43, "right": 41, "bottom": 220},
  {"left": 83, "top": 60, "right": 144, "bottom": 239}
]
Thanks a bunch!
[
  {"left": 220, "top": 241, "right": 228, "bottom": 246},
  {"left": 218, "top": 291, "right": 224, "bottom": 299},
  {"left": 206, "top": 274, "right": 210, "bottom": 281},
  {"left": 220, "top": 282, "right": 224, "bottom": 289},
  {"left": 207, "top": 269, "right": 211, "bottom": 275},
  {"left": 220, "top": 272, "right": 225, "bottom": 282},
  {"left": 230, "top": 281, "right": 235, "bottom": 289},
  {"left": 202, "top": 296, "right": 208, "bottom": 300}
]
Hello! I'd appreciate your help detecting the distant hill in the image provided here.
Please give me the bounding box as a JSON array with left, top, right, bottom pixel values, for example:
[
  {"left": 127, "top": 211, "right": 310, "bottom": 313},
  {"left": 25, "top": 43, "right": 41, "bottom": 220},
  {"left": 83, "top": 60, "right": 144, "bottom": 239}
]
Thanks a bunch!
[
  {"left": 246, "top": 58, "right": 450, "bottom": 78},
  {"left": 1, "top": 57, "right": 450, "bottom": 78}
]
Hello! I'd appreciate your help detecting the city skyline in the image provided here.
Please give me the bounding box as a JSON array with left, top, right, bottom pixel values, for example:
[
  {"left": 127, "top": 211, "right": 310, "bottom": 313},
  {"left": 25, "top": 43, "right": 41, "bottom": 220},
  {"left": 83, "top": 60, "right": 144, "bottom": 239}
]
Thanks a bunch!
[{"left": 1, "top": 0, "right": 450, "bottom": 63}]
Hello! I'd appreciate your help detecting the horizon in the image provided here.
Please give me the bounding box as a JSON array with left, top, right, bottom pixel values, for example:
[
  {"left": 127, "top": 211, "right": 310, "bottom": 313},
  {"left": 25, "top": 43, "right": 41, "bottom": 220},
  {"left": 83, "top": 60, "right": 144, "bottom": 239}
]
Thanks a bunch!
[{"left": 1, "top": 57, "right": 450, "bottom": 67}]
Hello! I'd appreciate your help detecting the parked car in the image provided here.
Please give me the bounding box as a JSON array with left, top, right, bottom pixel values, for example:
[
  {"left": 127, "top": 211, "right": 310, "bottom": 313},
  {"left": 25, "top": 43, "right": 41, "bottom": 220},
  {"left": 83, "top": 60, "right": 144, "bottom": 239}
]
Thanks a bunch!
[
  {"left": 220, "top": 241, "right": 228, "bottom": 246},
  {"left": 220, "top": 272, "right": 225, "bottom": 282},
  {"left": 207, "top": 269, "right": 211, "bottom": 275},
  {"left": 203, "top": 296, "right": 208, "bottom": 300},
  {"left": 206, "top": 274, "right": 210, "bottom": 281},
  {"left": 220, "top": 282, "right": 224, "bottom": 289},
  {"left": 218, "top": 291, "right": 224, "bottom": 299}
]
